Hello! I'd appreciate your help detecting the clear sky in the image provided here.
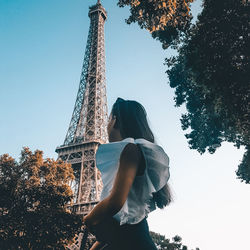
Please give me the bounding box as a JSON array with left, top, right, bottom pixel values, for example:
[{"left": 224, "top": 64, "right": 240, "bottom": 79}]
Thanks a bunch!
[{"left": 0, "top": 0, "right": 249, "bottom": 249}]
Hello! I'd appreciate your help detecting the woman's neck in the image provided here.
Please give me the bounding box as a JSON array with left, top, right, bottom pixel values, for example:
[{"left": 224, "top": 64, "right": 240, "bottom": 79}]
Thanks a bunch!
[{"left": 108, "top": 129, "right": 123, "bottom": 142}]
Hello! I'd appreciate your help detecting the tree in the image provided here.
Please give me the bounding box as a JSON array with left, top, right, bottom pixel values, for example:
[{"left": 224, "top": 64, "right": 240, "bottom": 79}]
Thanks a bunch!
[
  {"left": 0, "top": 148, "right": 82, "bottom": 249},
  {"left": 150, "top": 231, "right": 200, "bottom": 250},
  {"left": 118, "top": 0, "right": 194, "bottom": 48},
  {"left": 166, "top": 0, "right": 249, "bottom": 183},
  {"left": 118, "top": 0, "right": 250, "bottom": 183}
]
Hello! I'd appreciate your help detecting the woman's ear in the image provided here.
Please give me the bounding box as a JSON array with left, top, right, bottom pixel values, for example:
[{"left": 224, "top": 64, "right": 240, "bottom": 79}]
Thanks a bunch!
[
  {"left": 110, "top": 115, "right": 116, "bottom": 129},
  {"left": 107, "top": 115, "right": 117, "bottom": 134}
]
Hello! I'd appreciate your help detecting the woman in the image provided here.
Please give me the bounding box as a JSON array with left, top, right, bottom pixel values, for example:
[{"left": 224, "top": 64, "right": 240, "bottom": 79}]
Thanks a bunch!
[{"left": 83, "top": 98, "right": 173, "bottom": 250}]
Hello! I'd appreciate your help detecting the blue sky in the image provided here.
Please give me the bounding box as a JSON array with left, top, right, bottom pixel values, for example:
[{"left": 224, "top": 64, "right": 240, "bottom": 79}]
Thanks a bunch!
[{"left": 0, "top": 1, "right": 249, "bottom": 249}]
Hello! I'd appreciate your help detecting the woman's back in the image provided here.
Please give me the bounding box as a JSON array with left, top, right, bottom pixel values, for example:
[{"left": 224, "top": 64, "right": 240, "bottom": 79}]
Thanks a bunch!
[{"left": 96, "top": 137, "right": 170, "bottom": 226}]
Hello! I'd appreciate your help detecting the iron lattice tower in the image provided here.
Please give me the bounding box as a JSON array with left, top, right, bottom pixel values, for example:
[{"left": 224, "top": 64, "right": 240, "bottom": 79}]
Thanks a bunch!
[{"left": 56, "top": 1, "right": 108, "bottom": 248}]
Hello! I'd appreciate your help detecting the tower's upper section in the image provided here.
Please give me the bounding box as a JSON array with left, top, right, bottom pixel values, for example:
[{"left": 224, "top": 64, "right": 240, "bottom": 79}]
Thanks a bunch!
[
  {"left": 57, "top": 0, "right": 108, "bottom": 147},
  {"left": 89, "top": 1, "right": 107, "bottom": 21}
]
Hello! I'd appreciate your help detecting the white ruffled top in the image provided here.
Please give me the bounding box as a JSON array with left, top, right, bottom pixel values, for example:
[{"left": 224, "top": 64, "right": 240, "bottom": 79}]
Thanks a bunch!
[{"left": 96, "top": 137, "right": 170, "bottom": 226}]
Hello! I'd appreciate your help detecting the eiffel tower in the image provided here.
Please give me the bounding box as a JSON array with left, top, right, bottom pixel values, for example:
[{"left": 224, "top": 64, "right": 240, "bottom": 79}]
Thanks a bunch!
[{"left": 56, "top": 0, "right": 108, "bottom": 248}]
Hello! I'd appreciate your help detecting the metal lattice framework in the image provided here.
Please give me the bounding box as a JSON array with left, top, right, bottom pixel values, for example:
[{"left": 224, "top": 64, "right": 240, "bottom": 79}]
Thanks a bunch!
[
  {"left": 55, "top": 1, "right": 108, "bottom": 249},
  {"left": 64, "top": 2, "right": 108, "bottom": 145}
]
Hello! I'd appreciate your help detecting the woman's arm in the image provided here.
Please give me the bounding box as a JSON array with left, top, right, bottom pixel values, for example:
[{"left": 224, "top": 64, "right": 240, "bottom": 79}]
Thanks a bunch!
[
  {"left": 90, "top": 241, "right": 106, "bottom": 250},
  {"left": 83, "top": 143, "right": 142, "bottom": 228}
]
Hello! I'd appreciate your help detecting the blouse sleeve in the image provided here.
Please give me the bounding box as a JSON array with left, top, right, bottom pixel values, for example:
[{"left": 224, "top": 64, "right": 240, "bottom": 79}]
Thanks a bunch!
[
  {"left": 136, "top": 139, "right": 170, "bottom": 193},
  {"left": 95, "top": 138, "right": 135, "bottom": 200}
]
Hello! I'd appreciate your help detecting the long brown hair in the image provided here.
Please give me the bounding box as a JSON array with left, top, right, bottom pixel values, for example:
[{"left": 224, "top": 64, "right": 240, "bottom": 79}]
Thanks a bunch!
[{"left": 111, "top": 97, "right": 173, "bottom": 208}]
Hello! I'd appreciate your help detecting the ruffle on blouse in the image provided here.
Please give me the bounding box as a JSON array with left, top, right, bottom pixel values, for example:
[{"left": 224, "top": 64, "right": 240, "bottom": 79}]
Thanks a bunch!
[{"left": 96, "top": 137, "right": 170, "bottom": 225}]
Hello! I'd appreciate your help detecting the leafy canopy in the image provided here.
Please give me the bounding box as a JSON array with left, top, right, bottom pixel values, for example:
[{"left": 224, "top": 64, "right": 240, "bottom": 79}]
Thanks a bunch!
[
  {"left": 166, "top": 0, "right": 249, "bottom": 183},
  {"left": 150, "top": 231, "right": 200, "bottom": 250},
  {"left": 0, "top": 148, "right": 82, "bottom": 249},
  {"left": 118, "top": 0, "right": 194, "bottom": 48}
]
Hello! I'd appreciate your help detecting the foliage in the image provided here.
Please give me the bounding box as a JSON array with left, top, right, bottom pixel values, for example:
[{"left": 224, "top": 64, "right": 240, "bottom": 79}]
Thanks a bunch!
[
  {"left": 117, "top": 0, "right": 194, "bottom": 48},
  {"left": 236, "top": 146, "right": 250, "bottom": 183},
  {"left": 0, "top": 148, "right": 82, "bottom": 249},
  {"left": 118, "top": 0, "right": 250, "bottom": 183},
  {"left": 166, "top": 0, "right": 249, "bottom": 183},
  {"left": 150, "top": 231, "right": 200, "bottom": 250}
]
